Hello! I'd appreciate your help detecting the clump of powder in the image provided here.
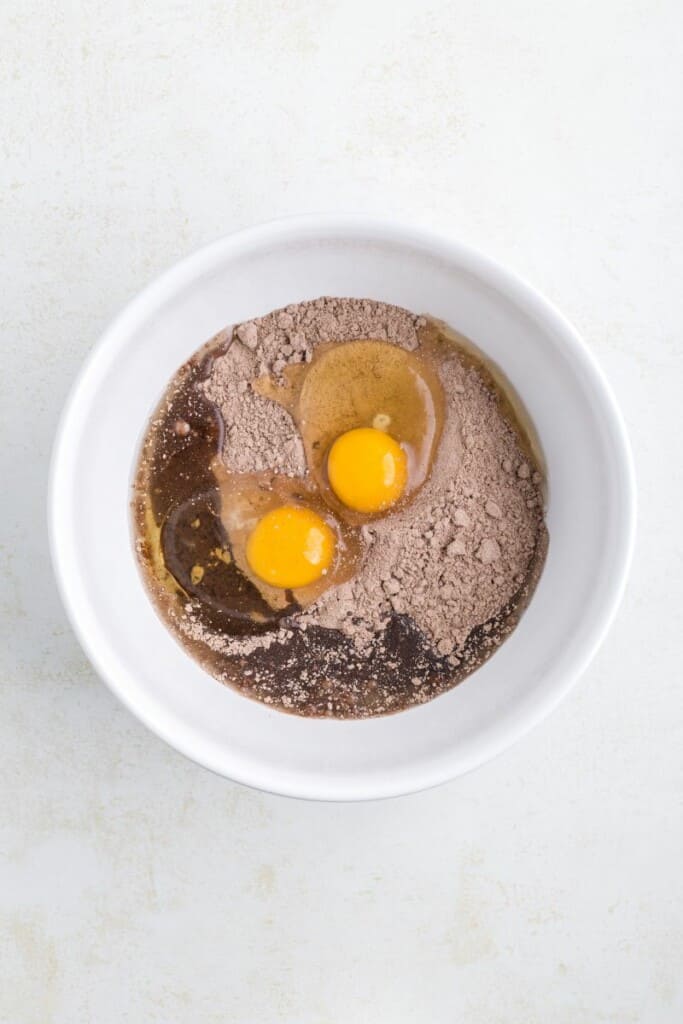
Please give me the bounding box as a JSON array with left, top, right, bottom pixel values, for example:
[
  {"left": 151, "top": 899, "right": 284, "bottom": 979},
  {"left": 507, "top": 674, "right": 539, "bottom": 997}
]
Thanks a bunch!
[
  {"left": 201, "top": 329, "right": 306, "bottom": 477},
  {"left": 182, "top": 297, "right": 545, "bottom": 669}
]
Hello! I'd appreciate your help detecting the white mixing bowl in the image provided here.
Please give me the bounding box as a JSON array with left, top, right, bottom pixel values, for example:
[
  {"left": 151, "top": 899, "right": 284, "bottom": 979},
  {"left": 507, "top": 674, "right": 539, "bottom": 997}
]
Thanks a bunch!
[{"left": 49, "top": 215, "right": 635, "bottom": 800}]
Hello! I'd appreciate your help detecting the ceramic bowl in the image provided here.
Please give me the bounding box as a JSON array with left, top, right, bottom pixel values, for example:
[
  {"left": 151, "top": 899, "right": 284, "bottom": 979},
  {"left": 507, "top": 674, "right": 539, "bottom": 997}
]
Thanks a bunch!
[{"left": 49, "top": 215, "right": 635, "bottom": 800}]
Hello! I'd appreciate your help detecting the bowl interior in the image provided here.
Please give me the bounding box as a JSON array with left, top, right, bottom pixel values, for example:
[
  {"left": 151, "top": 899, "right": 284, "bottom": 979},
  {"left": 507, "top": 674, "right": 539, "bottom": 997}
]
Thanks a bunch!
[{"left": 50, "top": 218, "right": 634, "bottom": 799}]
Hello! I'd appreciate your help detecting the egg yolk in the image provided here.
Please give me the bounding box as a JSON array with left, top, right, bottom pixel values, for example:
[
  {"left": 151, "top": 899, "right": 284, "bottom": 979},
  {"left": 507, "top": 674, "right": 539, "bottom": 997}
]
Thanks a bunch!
[
  {"left": 246, "top": 506, "right": 336, "bottom": 589},
  {"left": 327, "top": 426, "right": 408, "bottom": 513}
]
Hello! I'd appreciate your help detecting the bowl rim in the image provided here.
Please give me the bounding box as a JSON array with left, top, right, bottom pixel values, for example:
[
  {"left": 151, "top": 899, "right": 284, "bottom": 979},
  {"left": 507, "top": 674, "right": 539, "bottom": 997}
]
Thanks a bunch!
[{"left": 48, "top": 213, "right": 637, "bottom": 800}]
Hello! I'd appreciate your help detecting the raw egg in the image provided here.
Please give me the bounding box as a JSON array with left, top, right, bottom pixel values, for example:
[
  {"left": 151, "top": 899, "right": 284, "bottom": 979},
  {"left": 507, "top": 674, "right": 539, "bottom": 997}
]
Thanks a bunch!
[
  {"left": 246, "top": 505, "right": 335, "bottom": 588},
  {"left": 327, "top": 426, "right": 407, "bottom": 513},
  {"left": 256, "top": 339, "right": 445, "bottom": 521},
  {"left": 211, "top": 459, "right": 359, "bottom": 612}
]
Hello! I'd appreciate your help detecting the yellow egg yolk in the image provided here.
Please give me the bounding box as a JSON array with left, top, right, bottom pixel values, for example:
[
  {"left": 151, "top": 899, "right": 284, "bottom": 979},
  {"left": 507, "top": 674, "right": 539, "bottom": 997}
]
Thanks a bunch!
[
  {"left": 246, "top": 506, "right": 336, "bottom": 589},
  {"left": 327, "top": 426, "right": 408, "bottom": 514}
]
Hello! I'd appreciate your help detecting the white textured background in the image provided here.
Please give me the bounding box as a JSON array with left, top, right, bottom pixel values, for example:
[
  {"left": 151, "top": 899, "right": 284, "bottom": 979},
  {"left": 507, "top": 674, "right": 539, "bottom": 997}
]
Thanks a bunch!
[{"left": 1, "top": 1, "right": 682, "bottom": 1021}]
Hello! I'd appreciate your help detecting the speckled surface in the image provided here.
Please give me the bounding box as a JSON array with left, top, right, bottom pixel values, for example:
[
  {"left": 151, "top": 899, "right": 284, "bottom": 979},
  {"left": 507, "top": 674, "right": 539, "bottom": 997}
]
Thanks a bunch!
[{"left": 1, "top": 1, "right": 682, "bottom": 1021}]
